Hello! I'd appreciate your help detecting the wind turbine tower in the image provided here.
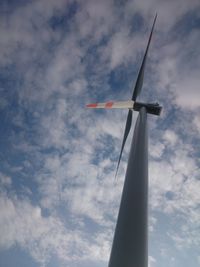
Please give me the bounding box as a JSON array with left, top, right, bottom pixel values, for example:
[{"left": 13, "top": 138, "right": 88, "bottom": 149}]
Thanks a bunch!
[{"left": 86, "top": 14, "right": 162, "bottom": 267}]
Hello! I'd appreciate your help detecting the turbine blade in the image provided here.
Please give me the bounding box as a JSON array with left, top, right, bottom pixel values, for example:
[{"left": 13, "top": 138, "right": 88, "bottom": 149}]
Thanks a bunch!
[
  {"left": 132, "top": 14, "right": 157, "bottom": 101},
  {"left": 115, "top": 109, "right": 132, "bottom": 178},
  {"left": 86, "top": 100, "right": 134, "bottom": 109}
]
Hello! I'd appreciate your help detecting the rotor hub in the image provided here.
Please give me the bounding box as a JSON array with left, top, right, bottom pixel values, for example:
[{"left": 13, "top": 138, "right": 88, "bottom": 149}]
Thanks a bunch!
[{"left": 133, "top": 102, "right": 162, "bottom": 116}]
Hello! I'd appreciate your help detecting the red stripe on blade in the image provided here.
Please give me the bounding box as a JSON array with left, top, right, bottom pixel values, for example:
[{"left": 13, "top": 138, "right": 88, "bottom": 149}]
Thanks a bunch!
[
  {"left": 105, "top": 102, "right": 114, "bottom": 108},
  {"left": 86, "top": 103, "right": 98, "bottom": 108}
]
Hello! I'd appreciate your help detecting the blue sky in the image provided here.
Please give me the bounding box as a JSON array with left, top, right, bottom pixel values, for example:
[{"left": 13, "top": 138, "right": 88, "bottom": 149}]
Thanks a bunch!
[{"left": 0, "top": 0, "right": 200, "bottom": 267}]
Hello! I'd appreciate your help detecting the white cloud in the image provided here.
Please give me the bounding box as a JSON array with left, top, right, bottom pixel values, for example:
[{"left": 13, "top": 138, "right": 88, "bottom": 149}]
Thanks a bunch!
[
  {"left": 193, "top": 115, "right": 200, "bottom": 133},
  {"left": 1, "top": 0, "right": 200, "bottom": 266},
  {"left": 149, "top": 255, "right": 156, "bottom": 267},
  {"left": 0, "top": 173, "right": 12, "bottom": 187},
  {"left": 0, "top": 190, "right": 113, "bottom": 266},
  {"left": 126, "top": 0, "right": 200, "bottom": 30},
  {"left": 154, "top": 29, "right": 200, "bottom": 110},
  {"left": 163, "top": 130, "right": 178, "bottom": 146},
  {"left": 150, "top": 141, "right": 165, "bottom": 159},
  {"left": 109, "top": 30, "right": 143, "bottom": 69},
  {"left": 75, "top": 0, "right": 115, "bottom": 41},
  {"left": 174, "top": 72, "right": 200, "bottom": 109}
]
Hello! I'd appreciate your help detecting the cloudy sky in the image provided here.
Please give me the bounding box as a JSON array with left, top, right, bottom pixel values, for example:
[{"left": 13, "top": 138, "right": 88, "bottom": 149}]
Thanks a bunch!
[{"left": 0, "top": 0, "right": 200, "bottom": 266}]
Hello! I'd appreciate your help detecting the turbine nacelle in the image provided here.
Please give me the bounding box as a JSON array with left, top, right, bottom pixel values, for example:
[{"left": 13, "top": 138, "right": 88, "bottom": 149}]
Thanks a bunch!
[{"left": 134, "top": 102, "right": 162, "bottom": 116}]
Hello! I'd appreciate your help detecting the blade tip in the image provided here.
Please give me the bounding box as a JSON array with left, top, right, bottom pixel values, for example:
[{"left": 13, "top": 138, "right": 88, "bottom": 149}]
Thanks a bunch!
[
  {"left": 154, "top": 13, "right": 158, "bottom": 22},
  {"left": 86, "top": 103, "right": 97, "bottom": 108}
]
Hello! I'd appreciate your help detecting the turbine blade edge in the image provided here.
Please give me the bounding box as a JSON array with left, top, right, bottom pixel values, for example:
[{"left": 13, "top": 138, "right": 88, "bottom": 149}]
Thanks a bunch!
[
  {"left": 132, "top": 14, "right": 157, "bottom": 101},
  {"left": 115, "top": 109, "right": 132, "bottom": 178}
]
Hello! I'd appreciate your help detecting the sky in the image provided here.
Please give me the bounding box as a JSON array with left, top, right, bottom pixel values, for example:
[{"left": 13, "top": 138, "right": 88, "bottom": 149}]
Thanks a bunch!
[{"left": 0, "top": 0, "right": 200, "bottom": 267}]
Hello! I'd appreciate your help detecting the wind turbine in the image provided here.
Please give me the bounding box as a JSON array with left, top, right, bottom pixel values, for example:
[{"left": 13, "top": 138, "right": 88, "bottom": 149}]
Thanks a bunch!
[{"left": 86, "top": 14, "right": 161, "bottom": 267}]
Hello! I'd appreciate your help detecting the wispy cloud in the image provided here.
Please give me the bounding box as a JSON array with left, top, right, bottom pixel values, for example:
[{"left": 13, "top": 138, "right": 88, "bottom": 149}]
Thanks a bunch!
[{"left": 0, "top": 0, "right": 200, "bottom": 266}]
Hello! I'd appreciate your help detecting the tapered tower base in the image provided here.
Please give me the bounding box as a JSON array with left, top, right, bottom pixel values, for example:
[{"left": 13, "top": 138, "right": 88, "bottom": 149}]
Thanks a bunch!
[{"left": 109, "top": 107, "right": 148, "bottom": 267}]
